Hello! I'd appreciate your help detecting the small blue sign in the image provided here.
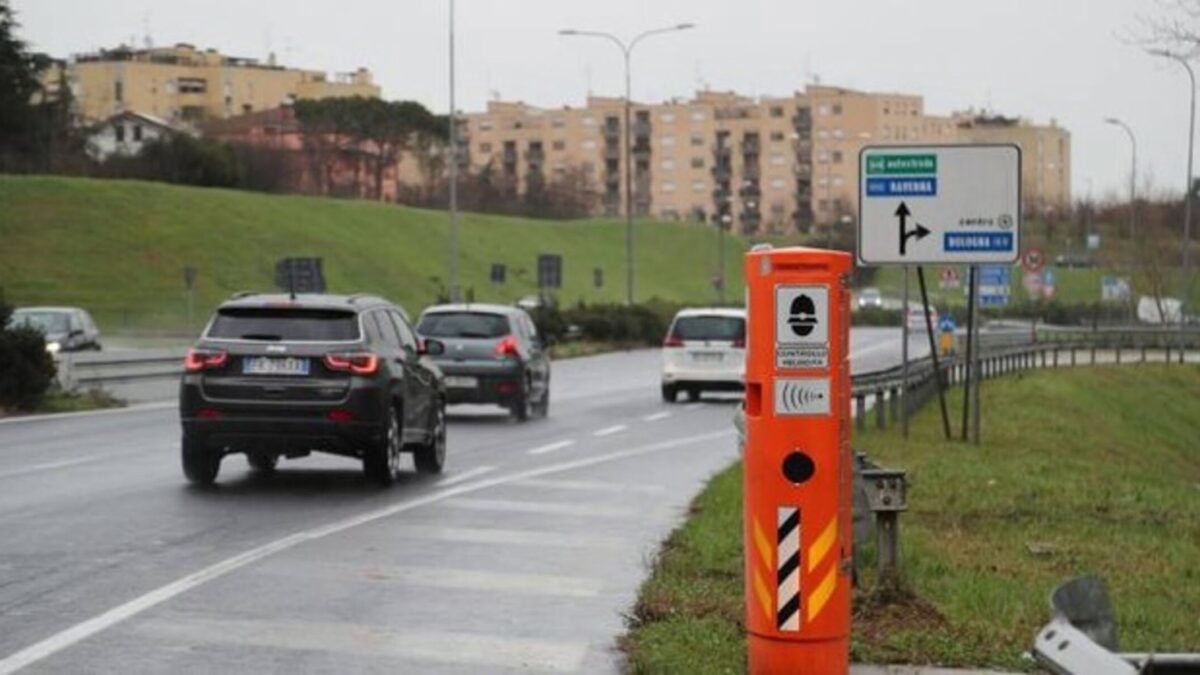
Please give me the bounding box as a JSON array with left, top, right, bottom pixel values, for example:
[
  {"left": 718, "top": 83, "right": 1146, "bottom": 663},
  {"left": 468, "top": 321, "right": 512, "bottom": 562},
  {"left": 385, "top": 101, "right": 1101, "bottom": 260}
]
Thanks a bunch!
[
  {"left": 1043, "top": 267, "right": 1057, "bottom": 286},
  {"left": 980, "top": 294, "right": 1010, "bottom": 307},
  {"left": 979, "top": 265, "right": 1011, "bottom": 286},
  {"left": 944, "top": 232, "right": 1015, "bottom": 253},
  {"left": 865, "top": 177, "right": 938, "bottom": 197},
  {"left": 938, "top": 316, "right": 957, "bottom": 333}
]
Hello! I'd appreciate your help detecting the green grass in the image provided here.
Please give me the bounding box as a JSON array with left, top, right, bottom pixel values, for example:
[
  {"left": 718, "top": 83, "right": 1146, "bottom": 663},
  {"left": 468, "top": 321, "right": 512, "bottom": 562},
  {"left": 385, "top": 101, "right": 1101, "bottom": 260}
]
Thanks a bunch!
[
  {"left": 0, "top": 176, "right": 749, "bottom": 333},
  {"left": 623, "top": 365, "right": 1200, "bottom": 672},
  {"left": 0, "top": 388, "right": 125, "bottom": 417}
]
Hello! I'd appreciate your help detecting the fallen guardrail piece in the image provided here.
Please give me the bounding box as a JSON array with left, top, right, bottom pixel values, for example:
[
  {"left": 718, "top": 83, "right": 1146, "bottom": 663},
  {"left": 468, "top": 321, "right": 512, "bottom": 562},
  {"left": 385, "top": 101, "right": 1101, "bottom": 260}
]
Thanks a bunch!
[{"left": 859, "top": 465, "right": 908, "bottom": 583}]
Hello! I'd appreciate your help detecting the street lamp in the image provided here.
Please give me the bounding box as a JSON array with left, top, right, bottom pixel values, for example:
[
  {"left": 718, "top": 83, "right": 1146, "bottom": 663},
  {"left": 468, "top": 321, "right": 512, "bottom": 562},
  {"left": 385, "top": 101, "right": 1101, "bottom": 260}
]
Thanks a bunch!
[
  {"left": 1149, "top": 48, "right": 1195, "bottom": 336},
  {"left": 447, "top": 0, "right": 461, "bottom": 302},
  {"left": 1104, "top": 117, "right": 1138, "bottom": 243},
  {"left": 559, "top": 23, "right": 695, "bottom": 305}
]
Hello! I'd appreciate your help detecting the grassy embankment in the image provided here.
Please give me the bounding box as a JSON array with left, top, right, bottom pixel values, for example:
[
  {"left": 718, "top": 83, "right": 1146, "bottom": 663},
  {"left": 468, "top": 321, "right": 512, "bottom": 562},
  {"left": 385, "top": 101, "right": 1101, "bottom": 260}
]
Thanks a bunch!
[
  {"left": 624, "top": 365, "right": 1200, "bottom": 673},
  {"left": 0, "top": 176, "right": 751, "bottom": 333}
]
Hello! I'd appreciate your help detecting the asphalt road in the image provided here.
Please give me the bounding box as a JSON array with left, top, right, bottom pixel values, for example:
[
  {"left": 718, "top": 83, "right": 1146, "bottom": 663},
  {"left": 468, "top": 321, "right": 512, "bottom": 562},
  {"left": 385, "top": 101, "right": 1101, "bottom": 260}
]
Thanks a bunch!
[{"left": 0, "top": 328, "right": 915, "bottom": 674}]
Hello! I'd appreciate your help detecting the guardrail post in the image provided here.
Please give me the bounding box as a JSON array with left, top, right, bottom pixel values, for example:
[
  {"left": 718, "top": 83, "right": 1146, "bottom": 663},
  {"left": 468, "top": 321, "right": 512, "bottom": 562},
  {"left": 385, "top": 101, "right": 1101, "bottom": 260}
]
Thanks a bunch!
[
  {"left": 861, "top": 468, "right": 908, "bottom": 585},
  {"left": 1166, "top": 344, "right": 1172, "bottom": 364},
  {"left": 875, "top": 391, "right": 886, "bottom": 430},
  {"left": 1040, "top": 349, "right": 1047, "bottom": 369},
  {"left": 1071, "top": 346, "right": 1077, "bottom": 367},
  {"left": 1053, "top": 346, "right": 1059, "bottom": 368},
  {"left": 856, "top": 394, "right": 866, "bottom": 432},
  {"left": 1116, "top": 345, "right": 1121, "bottom": 364},
  {"left": 1141, "top": 345, "right": 1147, "bottom": 363},
  {"left": 888, "top": 387, "right": 899, "bottom": 424},
  {"left": 1091, "top": 343, "right": 1097, "bottom": 365}
]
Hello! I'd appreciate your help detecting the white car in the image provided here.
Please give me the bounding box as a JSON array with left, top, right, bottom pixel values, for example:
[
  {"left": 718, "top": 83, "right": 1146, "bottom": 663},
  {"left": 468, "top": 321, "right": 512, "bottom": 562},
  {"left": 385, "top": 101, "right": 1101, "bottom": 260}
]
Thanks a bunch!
[
  {"left": 661, "top": 308, "right": 747, "bottom": 403},
  {"left": 905, "top": 305, "right": 939, "bottom": 332}
]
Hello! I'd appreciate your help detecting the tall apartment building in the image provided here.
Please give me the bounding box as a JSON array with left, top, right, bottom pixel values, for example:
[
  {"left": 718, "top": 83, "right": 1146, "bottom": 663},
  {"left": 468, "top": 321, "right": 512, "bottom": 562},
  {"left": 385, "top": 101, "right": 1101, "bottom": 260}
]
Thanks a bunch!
[
  {"left": 44, "top": 43, "right": 380, "bottom": 126},
  {"left": 456, "top": 85, "right": 1071, "bottom": 234}
]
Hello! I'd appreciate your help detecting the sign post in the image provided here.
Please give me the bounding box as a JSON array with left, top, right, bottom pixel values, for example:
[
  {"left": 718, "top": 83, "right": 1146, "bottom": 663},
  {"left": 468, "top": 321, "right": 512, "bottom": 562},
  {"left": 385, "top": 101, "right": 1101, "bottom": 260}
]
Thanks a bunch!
[
  {"left": 859, "top": 145, "right": 1021, "bottom": 443},
  {"left": 744, "top": 246, "right": 853, "bottom": 673}
]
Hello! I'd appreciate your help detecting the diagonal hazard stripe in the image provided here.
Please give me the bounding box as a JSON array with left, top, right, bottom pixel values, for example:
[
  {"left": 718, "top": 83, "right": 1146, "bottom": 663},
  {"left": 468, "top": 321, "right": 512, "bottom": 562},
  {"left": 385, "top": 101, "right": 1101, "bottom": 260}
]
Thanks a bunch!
[
  {"left": 752, "top": 517, "right": 772, "bottom": 573},
  {"left": 752, "top": 569, "right": 773, "bottom": 624},
  {"left": 808, "top": 517, "right": 838, "bottom": 573},
  {"left": 777, "top": 593, "right": 800, "bottom": 630},
  {"left": 777, "top": 509, "right": 800, "bottom": 543},
  {"left": 806, "top": 566, "right": 838, "bottom": 623}
]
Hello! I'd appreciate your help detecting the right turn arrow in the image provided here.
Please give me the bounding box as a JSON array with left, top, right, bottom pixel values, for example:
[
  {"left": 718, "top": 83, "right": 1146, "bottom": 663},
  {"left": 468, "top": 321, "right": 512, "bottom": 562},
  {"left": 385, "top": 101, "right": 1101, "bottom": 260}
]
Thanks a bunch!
[{"left": 896, "top": 201, "right": 930, "bottom": 256}]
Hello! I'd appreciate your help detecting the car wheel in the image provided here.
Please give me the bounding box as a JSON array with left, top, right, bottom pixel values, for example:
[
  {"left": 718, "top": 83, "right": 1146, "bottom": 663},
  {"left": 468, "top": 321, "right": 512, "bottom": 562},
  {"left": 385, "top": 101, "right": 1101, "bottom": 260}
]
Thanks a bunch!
[
  {"left": 247, "top": 452, "right": 278, "bottom": 474},
  {"left": 661, "top": 384, "right": 678, "bottom": 403},
  {"left": 181, "top": 434, "right": 220, "bottom": 486},
  {"left": 687, "top": 388, "right": 701, "bottom": 403},
  {"left": 364, "top": 404, "right": 401, "bottom": 485},
  {"left": 510, "top": 377, "right": 532, "bottom": 422},
  {"left": 412, "top": 400, "right": 446, "bottom": 474}
]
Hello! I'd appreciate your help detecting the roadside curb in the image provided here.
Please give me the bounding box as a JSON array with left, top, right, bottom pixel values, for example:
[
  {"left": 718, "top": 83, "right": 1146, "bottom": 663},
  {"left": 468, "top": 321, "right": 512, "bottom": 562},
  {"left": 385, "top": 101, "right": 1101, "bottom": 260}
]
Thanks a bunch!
[{"left": 0, "top": 400, "right": 175, "bottom": 426}]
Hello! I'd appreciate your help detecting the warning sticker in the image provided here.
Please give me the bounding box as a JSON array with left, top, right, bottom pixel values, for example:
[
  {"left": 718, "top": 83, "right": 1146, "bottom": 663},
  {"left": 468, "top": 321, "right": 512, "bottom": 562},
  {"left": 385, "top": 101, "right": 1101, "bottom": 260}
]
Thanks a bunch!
[
  {"left": 775, "top": 285, "right": 829, "bottom": 369},
  {"left": 774, "top": 377, "right": 831, "bottom": 416}
]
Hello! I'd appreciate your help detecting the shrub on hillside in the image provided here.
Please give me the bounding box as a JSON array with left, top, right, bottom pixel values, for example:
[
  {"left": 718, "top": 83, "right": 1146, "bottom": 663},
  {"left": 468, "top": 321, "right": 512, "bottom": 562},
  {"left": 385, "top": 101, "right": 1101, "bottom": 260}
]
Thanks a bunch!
[
  {"left": 531, "top": 300, "right": 684, "bottom": 346},
  {"left": 0, "top": 293, "right": 57, "bottom": 411}
]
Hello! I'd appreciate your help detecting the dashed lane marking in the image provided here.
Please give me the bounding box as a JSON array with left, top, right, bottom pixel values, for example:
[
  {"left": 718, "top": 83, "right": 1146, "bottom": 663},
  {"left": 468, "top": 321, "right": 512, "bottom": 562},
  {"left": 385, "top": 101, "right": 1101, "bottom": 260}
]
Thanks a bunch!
[
  {"left": 527, "top": 440, "right": 575, "bottom": 456},
  {"left": 511, "top": 478, "right": 666, "bottom": 495},
  {"left": 443, "top": 497, "right": 638, "bottom": 519},
  {"left": 435, "top": 466, "right": 496, "bottom": 487},
  {"left": 593, "top": 424, "right": 628, "bottom": 437},
  {"left": 0, "top": 428, "right": 733, "bottom": 675},
  {"left": 642, "top": 411, "right": 672, "bottom": 422}
]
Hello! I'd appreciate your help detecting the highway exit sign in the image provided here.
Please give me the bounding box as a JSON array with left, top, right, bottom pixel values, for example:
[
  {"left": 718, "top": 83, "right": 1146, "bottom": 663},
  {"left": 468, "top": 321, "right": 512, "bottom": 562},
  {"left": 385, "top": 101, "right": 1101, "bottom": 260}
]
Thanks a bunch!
[{"left": 857, "top": 144, "right": 1021, "bottom": 265}]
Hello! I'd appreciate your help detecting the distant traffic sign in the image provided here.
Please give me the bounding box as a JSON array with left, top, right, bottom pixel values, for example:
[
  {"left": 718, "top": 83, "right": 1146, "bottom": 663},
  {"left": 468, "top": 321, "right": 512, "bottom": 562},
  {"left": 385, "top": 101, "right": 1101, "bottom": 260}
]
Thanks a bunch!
[
  {"left": 1023, "top": 247, "right": 1045, "bottom": 273},
  {"left": 978, "top": 264, "right": 1011, "bottom": 307},
  {"left": 857, "top": 145, "right": 1021, "bottom": 265}
]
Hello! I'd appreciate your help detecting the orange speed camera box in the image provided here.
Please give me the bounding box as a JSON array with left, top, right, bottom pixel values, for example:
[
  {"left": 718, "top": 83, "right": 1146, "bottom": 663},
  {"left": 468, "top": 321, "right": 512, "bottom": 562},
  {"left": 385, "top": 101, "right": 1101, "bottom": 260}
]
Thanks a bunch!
[{"left": 743, "top": 246, "right": 853, "bottom": 674}]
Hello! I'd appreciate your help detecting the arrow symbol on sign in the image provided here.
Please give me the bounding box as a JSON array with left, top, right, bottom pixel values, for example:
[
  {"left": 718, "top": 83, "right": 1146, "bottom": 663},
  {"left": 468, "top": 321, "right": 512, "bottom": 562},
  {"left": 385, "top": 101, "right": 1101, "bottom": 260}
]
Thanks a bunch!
[{"left": 896, "top": 202, "right": 930, "bottom": 256}]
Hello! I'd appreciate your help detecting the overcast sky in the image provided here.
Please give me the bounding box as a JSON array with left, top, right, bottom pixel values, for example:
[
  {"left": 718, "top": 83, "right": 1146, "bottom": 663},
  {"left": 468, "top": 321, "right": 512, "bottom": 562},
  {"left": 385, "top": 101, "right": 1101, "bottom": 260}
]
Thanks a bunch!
[{"left": 11, "top": 0, "right": 1194, "bottom": 200}]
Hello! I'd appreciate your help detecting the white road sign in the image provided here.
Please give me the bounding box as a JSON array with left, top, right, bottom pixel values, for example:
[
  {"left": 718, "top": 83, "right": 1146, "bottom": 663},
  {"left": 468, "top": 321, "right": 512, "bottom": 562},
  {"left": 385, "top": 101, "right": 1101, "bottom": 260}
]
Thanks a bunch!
[
  {"left": 775, "top": 285, "right": 829, "bottom": 370},
  {"left": 857, "top": 144, "right": 1021, "bottom": 265}
]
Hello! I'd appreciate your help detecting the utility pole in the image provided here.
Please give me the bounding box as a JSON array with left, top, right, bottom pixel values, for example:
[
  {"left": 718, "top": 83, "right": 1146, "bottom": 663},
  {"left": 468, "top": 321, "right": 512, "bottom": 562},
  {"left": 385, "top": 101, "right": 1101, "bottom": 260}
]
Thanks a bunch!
[{"left": 448, "top": 0, "right": 461, "bottom": 302}]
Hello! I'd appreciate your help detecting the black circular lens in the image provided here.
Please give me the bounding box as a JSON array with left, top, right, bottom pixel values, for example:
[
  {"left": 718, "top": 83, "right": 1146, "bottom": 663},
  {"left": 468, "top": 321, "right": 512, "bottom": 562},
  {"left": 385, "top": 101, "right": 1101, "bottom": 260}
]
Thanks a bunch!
[{"left": 782, "top": 452, "right": 816, "bottom": 484}]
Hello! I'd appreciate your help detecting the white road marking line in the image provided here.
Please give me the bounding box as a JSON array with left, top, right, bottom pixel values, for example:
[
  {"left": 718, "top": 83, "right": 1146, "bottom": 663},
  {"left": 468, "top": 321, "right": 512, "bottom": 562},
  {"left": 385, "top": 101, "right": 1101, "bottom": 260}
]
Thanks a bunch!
[
  {"left": 386, "top": 525, "right": 627, "bottom": 549},
  {"left": 643, "top": 411, "right": 671, "bottom": 422},
  {"left": 0, "top": 455, "right": 106, "bottom": 481},
  {"left": 271, "top": 561, "right": 604, "bottom": 598},
  {"left": 0, "top": 428, "right": 731, "bottom": 675},
  {"left": 443, "top": 497, "right": 638, "bottom": 519},
  {"left": 593, "top": 424, "right": 628, "bottom": 437},
  {"left": 512, "top": 478, "right": 666, "bottom": 495},
  {"left": 136, "top": 618, "right": 588, "bottom": 673},
  {"left": 0, "top": 400, "right": 175, "bottom": 426},
  {"left": 527, "top": 439, "right": 575, "bottom": 456},
  {"left": 435, "top": 466, "right": 496, "bottom": 487}
]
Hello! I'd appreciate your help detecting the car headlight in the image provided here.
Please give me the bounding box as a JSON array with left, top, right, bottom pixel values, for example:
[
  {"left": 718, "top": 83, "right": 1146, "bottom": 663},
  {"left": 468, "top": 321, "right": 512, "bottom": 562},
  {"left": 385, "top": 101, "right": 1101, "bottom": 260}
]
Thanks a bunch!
[{"left": 46, "top": 341, "right": 61, "bottom": 354}]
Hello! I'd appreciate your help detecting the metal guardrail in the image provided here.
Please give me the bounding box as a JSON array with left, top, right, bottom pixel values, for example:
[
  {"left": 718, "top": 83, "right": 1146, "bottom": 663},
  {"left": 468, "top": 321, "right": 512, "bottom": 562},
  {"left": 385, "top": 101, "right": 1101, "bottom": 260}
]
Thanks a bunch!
[{"left": 55, "top": 349, "right": 187, "bottom": 391}]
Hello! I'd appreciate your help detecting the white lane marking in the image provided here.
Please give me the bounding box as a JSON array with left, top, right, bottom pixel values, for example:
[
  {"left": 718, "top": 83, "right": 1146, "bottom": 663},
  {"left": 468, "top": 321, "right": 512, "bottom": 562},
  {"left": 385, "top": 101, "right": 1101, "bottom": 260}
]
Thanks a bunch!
[
  {"left": 443, "top": 497, "right": 637, "bottom": 519},
  {"left": 593, "top": 424, "right": 628, "bottom": 437},
  {"left": 435, "top": 466, "right": 496, "bottom": 487},
  {"left": 386, "top": 525, "right": 626, "bottom": 549},
  {"left": 0, "top": 428, "right": 732, "bottom": 674},
  {"left": 0, "top": 401, "right": 175, "bottom": 426},
  {"left": 136, "top": 618, "right": 587, "bottom": 673},
  {"left": 643, "top": 411, "right": 671, "bottom": 422},
  {"left": 0, "top": 455, "right": 106, "bottom": 481},
  {"left": 272, "top": 562, "right": 604, "bottom": 598},
  {"left": 512, "top": 478, "right": 666, "bottom": 495},
  {"left": 526, "top": 439, "right": 575, "bottom": 456}
]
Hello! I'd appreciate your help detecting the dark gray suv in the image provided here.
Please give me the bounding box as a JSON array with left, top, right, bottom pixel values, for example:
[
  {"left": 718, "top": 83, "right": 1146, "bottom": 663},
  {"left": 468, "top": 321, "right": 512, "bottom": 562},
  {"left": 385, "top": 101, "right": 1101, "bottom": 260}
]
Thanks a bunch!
[
  {"left": 416, "top": 304, "right": 550, "bottom": 421},
  {"left": 179, "top": 293, "right": 447, "bottom": 486}
]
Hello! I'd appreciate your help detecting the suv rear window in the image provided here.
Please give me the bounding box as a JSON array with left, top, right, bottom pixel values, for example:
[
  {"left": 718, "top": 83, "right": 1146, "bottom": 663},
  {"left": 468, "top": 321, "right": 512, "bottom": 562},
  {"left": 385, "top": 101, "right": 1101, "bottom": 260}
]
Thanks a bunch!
[
  {"left": 670, "top": 315, "right": 746, "bottom": 342},
  {"left": 417, "top": 312, "right": 510, "bottom": 339},
  {"left": 207, "top": 307, "right": 360, "bottom": 341}
]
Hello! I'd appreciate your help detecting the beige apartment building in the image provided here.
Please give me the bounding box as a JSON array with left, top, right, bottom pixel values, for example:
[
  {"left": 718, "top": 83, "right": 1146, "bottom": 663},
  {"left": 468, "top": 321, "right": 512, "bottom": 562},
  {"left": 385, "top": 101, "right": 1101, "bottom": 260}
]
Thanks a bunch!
[
  {"left": 44, "top": 43, "right": 380, "bottom": 127},
  {"left": 453, "top": 84, "right": 1071, "bottom": 235}
]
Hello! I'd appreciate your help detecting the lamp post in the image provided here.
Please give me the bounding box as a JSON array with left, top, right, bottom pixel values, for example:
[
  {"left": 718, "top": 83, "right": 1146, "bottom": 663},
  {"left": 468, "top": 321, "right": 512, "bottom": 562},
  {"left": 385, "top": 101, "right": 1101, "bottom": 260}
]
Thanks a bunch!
[
  {"left": 1105, "top": 117, "right": 1138, "bottom": 321},
  {"left": 447, "top": 0, "right": 460, "bottom": 302},
  {"left": 1150, "top": 49, "right": 1196, "bottom": 339},
  {"left": 559, "top": 23, "right": 695, "bottom": 305}
]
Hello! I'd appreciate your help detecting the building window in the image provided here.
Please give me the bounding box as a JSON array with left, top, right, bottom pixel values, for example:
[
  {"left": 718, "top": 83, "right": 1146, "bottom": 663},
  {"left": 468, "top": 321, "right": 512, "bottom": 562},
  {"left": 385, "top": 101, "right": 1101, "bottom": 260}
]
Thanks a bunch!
[
  {"left": 832, "top": 103, "right": 842, "bottom": 115},
  {"left": 551, "top": 117, "right": 565, "bottom": 128},
  {"left": 582, "top": 116, "right": 596, "bottom": 127},
  {"left": 661, "top": 159, "right": 675, "bottom": 170},
  {"left": 770, "top": 154, "right": 787, "bottom": 166},
  {"left": 479, "top": 142, "right": 493, "bottom": 153},
  {"left": 690, "top": 157, "right": 704, "bottom": 169},
  {"left": 771, "top": 202, "right": 786, "bottom": 215},
  {"left": 818, "top": 105, "right": 830, "bottom": 116},
  {"left": 114, "top": 81, "right": 124, "bottom": 103},
  {"left": 582, "top": 140, "right": 597, "bottom": 150},
  {"left": 831, "top": 150, "right": 843, "bottom": 163},
  {"left": 692, "top": 180, "right": 706, "bottom": 192},
  {"left": 513, "top": 120, "right": 523, "bottom": 130},
  {"left": 663, "top": 181, "right": 676, "bottom": 193},
  {"left": 660, "top": 112, "right": 676, "bottom": 122},
  {"left": 770, "top": 178, "right": 785, "bottom": 190},
  {"left": 552, "top": 140, "right": 566, "bottom": 151},
  {"left": 769, "top": 131, "right": 785, "bottom": 142},
  {"left": 661, "top": 136, "right": 676, "bottom": 147},
  {"left": 178, "top": 77, "right": 207, "bottom": 94},
  {"left": 479, "top": 120, "right": 494, "bottom": 131},
  {"left": 769, "top": 106, "right": 784, "bottom": 118},
  {"left": 690, "top": 110, "right": 706, "bottom": 122},
  {"left": 832, "top": 129, "right": 844, "bottom": 139},
  {"left": 582, "top": 161, "right": 596, "bottom": 174},
  {"left": 817, "top": 151, "right": 830, "bottom": 163},
  {"left": 242, "top": 103, "right": 253, "bottom": 114},
  {"left": 690, "top": 133, "right": 704, "bottom": 146},
  {"left": 133, "top": 124, "right": 143, "bottom": 142},
  {"left": 114, "top": 124, "right": 125, "bottom": 142},
  {"left": 817, "top": 130, "right": 829, "bottom": 139},
  {"left": 832, "top": 176, "right": 844, "bottom": 187},
  {"left": 818, "top": 199, "right": 830, "bottom": 211}
]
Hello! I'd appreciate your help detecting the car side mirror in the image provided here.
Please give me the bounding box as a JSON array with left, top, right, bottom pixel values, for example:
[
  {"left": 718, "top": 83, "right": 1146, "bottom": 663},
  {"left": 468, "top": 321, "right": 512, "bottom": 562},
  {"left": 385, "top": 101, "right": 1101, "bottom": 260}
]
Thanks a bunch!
[{"left": 420, "top": 339, "right": 445, "bottom": 356}]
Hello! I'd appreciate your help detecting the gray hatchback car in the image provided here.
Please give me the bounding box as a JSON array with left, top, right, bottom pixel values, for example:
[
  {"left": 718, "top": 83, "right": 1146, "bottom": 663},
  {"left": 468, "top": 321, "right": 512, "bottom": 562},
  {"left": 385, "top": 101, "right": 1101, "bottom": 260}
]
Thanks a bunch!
[{"left": 416, "top": 304, "right": 550, "bottom": 421}]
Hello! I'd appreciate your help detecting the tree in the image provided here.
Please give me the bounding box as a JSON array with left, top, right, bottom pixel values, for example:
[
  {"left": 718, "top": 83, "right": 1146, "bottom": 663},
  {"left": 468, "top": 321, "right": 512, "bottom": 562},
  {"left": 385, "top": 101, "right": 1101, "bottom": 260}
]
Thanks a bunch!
[
  {"left": 0, "top": 1, "right": 55, "bottom": 167},
  {"left": 1137, "top": 1, "right": 1200, "bottom": 54},
  {"left": 294, "top": 98, "right": 360, "bottom": 195},
  {"left": 355, "top": 98, "right": 443, "bottom": 201}
]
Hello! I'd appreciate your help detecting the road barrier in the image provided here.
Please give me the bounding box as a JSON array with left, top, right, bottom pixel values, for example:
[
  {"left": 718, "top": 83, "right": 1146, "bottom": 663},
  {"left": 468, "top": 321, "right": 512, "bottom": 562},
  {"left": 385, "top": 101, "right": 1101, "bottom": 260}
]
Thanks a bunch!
[{"left": 55, "top": 349, "right": 187, "bottom": 391}]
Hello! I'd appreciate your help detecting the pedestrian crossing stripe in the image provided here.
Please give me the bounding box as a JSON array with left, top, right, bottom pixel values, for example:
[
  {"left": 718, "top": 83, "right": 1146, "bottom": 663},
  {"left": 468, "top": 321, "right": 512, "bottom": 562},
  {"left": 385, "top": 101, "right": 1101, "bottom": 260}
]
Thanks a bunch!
[{"left": 776, "top": 506, "right": 801, "bottom": 631}]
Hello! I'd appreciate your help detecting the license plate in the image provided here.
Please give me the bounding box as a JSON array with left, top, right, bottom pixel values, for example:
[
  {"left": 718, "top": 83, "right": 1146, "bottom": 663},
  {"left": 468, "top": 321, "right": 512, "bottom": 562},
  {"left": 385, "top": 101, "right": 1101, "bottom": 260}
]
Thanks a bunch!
[
  {"left": 243, "top": 356, "right": 310, "bottom": 376},
  {"left": 444, "top": 376, "right": 478, "bottom": 388},
  {"left": 691, "top": 352, "right": 724, "bottom": 363}
]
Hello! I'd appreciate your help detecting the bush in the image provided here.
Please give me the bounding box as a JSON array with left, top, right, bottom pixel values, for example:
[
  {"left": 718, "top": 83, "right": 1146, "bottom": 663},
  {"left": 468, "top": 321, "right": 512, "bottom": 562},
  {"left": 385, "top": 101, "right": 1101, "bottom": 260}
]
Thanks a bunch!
[
  {"left": 0, "top": 293, "right": 57, "bottom": 411},
  {"left": 531, "top": 299, "right": 688, "bottom": 346}
]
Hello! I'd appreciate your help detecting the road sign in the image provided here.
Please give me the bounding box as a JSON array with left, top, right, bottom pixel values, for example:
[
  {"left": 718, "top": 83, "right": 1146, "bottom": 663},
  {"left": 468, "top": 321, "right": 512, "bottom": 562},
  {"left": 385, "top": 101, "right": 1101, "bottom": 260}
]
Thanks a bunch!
[
  {"left": 1101, "top": 276, "right": 1131, "bottom": 302},
  {"left": 490, "top": 263, "right": 506, "bottom": 284},
  {"left": 1023, "top": 247, "right": 1045, "bottom": 273},
  {"left": 536, "top": 254, "right": 562, "bottom": 289},
  {"left": 774, "top": 286, "right": 830, "bottom": 369},
  {"left": 938, "top": 267, "right": 961, "bottom": 290},
  {"left": 978, "top": 264, "right": 1011, "bottom": 307},
  {"left": 857, "top": 145, "right": 1021, "bottom": 265},
  {"left": 1023, "top": 270, "right": 1044, "bottom": 298}
]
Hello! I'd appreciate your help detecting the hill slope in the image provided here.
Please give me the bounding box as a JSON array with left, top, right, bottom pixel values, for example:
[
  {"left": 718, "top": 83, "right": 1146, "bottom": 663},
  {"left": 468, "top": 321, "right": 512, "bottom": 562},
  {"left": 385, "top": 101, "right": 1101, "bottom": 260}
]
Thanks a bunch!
[{"left": 0, "top": 176, "right": 747, "bottom": 332}]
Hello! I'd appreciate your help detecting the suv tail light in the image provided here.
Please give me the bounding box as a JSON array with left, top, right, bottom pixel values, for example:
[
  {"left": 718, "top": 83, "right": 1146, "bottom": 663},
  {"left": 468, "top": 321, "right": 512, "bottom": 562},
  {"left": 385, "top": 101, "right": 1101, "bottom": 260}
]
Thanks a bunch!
[
  {"left": 324, "top": 352, "right": 380, "bottom": 375},
  {"left": 494, "top": 335, "right": 520, "bottom": 359},
  {"left": 732, "top": 337, "right": 746, "bottom": 348},
  {"left": 185, "top": 348, "right": 228, "bottom": 372},
  {"left": 663, "top": 335, "right": 683, "bottom": 348}
]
